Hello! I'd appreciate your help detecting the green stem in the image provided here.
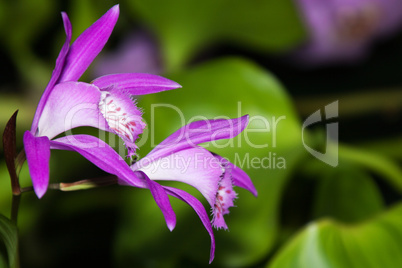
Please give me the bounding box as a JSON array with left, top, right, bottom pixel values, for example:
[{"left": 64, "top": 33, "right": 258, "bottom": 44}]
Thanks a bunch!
[
  {"left": 19, "top": 176, "right": 119, "bottom": 193},
  {"left": 10, "top": 195, "right": 21, "bottom": 225},
  {"left": 10, "top": 150, "right": 26, "bottom": 223},
  {"left": 52, "top": 176, "right": 119, "bottom": 191},
  {"left": 14, "top": 151, "right": 26, "bottom": 179}
]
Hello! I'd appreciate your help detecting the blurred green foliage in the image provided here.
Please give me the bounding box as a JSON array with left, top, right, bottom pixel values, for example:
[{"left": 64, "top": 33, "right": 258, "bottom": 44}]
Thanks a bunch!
[
  {"left": 125, "top": 0, "right": 306, "bottom": 70},
  {"left": 0, "top": 0, "right": 401, "bottom": 268},
  {"left": 0, "top": 215, "right": 18, "bottom": 268},
  {"left": 269, "top": 204, "right": 402, "bottom": 268}
]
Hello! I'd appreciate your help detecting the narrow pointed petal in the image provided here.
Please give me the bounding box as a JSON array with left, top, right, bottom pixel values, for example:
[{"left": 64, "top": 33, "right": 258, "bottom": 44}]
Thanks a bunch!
[
  {"left": 213, "top": 154, "right": 257, "bottom": 197},
  {"left": 134, "top": 147, "right": 223, "bottom": 208},
  {"left": 92, "top": 73, "right": 181, "bottom": 95},
  {"left": 58, "top": 5, "right": 120, "bottom": 82},
  {"left": 50, "top": 134, "right": 145, "bottom": 188},
  {"left": 148, "top": 115, "right": 249, "bottom": 162},
  {"left": 23, "top": 131, "right": 51, "bottom": 198},
  {"left": 37, "top": 82, "right": 108, "bottom": 139},
  {"left": 163, "top": 187, "right": 216, "bottom": 264},
  {"left": 229, "top": 162, "right": 257, "bottom": 196},
  {"left": 137, "top": 171, "right": 176, "bottom": 231},
  {"left": 31, "top": 12, "right": 72, "bottom": 133}
]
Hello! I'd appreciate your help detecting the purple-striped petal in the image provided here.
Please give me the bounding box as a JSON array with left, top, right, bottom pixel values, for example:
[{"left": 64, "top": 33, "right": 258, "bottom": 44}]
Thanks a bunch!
[
  {"left": 92, "top": 73, "right": 181, "bottom": 95},
  {"left": 23, "top": 131, "right": 51, "bottom": 198},
  {"left": 31, "top": 12, "right": 72, "bottom": 133},
  {"left": 137, "top": 171, "right": 176, "bottom": 231},
  {"left": 37, "top": 82, "right": 108, "bottom": 139},
  {"left": 163, "top": 186, "right": 216, "bottom": 264},
  {"left": 213, "top": 154, "right": 257, "bottom": 197},
  {"left": 147, "top": 115, "right": 249, "bottom": 163},
  {"left": 58, "top": 5, "right": 120, "bottom": 82},
  {"left": 50, "top": 134, "right": 145, "bottom": 188},
  {"left": 134, "top": 147, "right": 223, "bottom": 208}
]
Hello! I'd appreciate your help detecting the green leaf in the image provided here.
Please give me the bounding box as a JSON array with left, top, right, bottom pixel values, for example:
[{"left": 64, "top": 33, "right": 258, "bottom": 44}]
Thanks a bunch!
[
  {"left": 0, "top": 215, "right": 18, "bottom": 268},
  {"left": 358, "top": 137, "right": 402, "bottom": 161},
  {"left": 313, "top": 164, "right": 384, "bottom": 223},
  {"left": 139, "top": 57, "right": 301, "bottom": 151},
  {"left": 115, "top": 57, "right": 303, "bottom": 266},
  {"left": 338, "top": 144, "right": 402, "bottom": 193},
  {"left": 128, "top": 0, "right": 306, "bottom": 70},
  {"left": 268, "top": 203, "right": 402, "bottom": 268}
]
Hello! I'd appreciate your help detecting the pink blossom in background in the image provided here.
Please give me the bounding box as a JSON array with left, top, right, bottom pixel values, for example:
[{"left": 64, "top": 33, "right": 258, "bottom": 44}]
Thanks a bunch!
[
  {"left": 294, "top": 0, "right": 402, "bottom": 65},
  {"left": 92, "top": 32, "right": 162, "bottom": 77}
]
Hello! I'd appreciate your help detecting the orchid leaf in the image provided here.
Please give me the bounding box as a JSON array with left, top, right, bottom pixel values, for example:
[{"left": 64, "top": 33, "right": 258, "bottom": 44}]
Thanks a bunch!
[
  {"left": 0, "top": 214, "right": 18, "bottom": 268},
  {"left": 338, "top": 144, "right": 402, "bottom": 193},
  {"left": 128, "top": 0, "right": 306, "bottom": 70},
  {"left": 116, "top": 57, "right": 303, "bottom": 266},
  {"left": 312, "top": 164, "right": 384, "bottom": 223},
  {"left": 268, "top": 203, "right": 402, "bottom": 268},
  {"left": 140, "top": 57, "right": 301, "bottom": 150}
]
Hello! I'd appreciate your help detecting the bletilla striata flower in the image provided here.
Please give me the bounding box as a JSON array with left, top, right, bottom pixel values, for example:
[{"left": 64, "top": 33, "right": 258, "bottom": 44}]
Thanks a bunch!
[
  {"left": 49, "top": 115, "right": 256, "bottom": 263},
  {"left": 128, "top": 115, "right": 257, "bottom": 262},
  {"left": 23, "top": 5, "right": 181, "bottom": 198}
]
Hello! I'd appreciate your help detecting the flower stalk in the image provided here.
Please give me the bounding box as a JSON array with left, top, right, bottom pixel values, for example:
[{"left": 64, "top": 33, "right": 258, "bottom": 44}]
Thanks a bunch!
[{"left": 49, "top": 176, "right": 118, "bottom": 191}]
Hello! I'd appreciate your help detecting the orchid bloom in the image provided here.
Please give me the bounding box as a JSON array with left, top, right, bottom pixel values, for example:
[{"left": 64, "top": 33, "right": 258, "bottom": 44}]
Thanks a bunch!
[
  {"left": 23, "top": 5, "right": 181, "bottom": 198},
  {"left": 49, "top": 115, "right": 256, "bottom": 263},
  {"left": 294, "top": 0, "right": 402, "bottom": 65},
  {"left": 129, "top": 115, "right": 257, "bottom": 262}
]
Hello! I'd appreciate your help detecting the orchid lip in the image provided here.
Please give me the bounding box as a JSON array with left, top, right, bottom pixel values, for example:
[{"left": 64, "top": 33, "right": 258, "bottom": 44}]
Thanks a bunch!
[{"left": 98, "top": 90, "right": 146, "bottom": 157}]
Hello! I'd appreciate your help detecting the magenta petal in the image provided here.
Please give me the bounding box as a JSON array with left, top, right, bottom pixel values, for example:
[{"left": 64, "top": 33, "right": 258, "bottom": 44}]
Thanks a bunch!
[
  {"left": 138, "top": 171, "right": 176, "bottom": 231},
  {"left": 37, "top": 82, "right": 107, "bottom": 139},
  {"left": 31, "top": 12, "right": 72, "bottom": 133},
  {"left": 148, "top": 115, "right": 249, "bottom": 162},
  {"left": 92, "top": 73, "right": 181, "bottom": 95},
  {"left": 58, "top": 5, "right": 120, "bottom": 82},
  {"left": 135, "top": 147, "right": 222, "bottom": 208},
  {"left": 214, "top": 154, "right": 257, "bottom": 197},
  {"left": 50, "top": 134, "right": 145, "bottom": 188},
  {"left": 230, "top": 163, "right": 257, "bottom": 197},
  {"left": 23, "top": 131, "right": 51, "bottom": 198},
  {"left": 163, "top": 186, "right": 216, "bottom": 264}
]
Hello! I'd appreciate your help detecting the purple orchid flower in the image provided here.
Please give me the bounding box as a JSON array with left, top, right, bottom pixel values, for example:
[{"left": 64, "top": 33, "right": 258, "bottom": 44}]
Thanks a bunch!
[
  {"left": 294, "top": 0, "right": 402, "bottom": 65},
  {"left": 129, "top": 115, "right": 257, "bottom": 262},
  {"left": 49, "top": 115, "right": 256, "bottom": 263},
  {"left": 23, "top": 5, "right": 181, "bottom": 198}
]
